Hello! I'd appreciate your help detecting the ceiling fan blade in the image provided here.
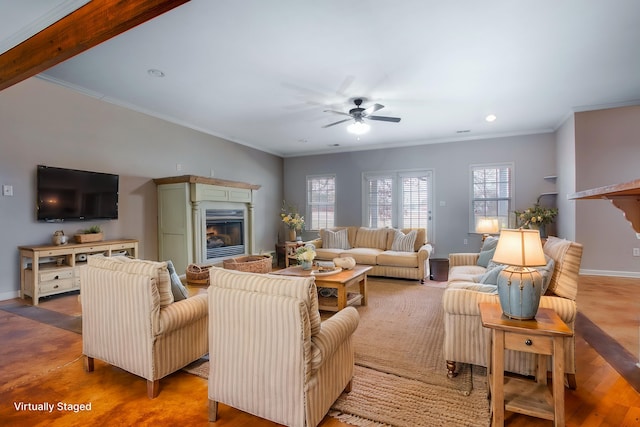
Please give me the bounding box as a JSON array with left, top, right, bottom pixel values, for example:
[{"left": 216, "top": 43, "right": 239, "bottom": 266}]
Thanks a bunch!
[
  {"left": 322, "top": 118, "right": 353, "bottom": 128},
  {"left": 323, "top": 109, "right": 353, "bottom": 117},
  {"left": 364, "top": 103, "right": 384, "bottom": 115},
  {"left": 368, "top": 115, "right": 401, "bottom": 123}
]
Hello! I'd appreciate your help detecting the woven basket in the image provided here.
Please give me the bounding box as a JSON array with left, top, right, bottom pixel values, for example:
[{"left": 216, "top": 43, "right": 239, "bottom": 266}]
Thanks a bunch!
[
  {"left": 186, "top": 264, "right": 210, "bottom": 286},
  {"left": 223, "top": 255, "right": 272, "bottom": 274}
]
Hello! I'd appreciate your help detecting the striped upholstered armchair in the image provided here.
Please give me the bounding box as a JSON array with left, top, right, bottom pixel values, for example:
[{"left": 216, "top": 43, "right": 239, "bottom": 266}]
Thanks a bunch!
[
  {"left": 442, "top": 236, "right": 583, "bottom": 388},
  {"left": 207, "top": 267, "right": 360, "bottom": 427},
  {"left": 80, "top": 256, "right": 208, "bottom": 398}
]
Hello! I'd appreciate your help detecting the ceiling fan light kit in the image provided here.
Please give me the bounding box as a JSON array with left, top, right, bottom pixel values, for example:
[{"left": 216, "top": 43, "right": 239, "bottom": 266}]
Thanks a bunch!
[
  {"left": 323, "top": 98, "right": 401, "bottom": 133},
  {"left": 347, "top": 120, "right": 370, "bottom": 135}
]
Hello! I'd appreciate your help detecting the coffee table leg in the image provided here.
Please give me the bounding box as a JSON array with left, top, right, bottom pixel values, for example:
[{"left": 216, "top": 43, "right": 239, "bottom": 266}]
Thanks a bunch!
[
  {"left": 337, "top": 286, "right": 347, "bottom": 310},
  {"left": 359, "top": 275, "right": 367, "bottom": 306}
]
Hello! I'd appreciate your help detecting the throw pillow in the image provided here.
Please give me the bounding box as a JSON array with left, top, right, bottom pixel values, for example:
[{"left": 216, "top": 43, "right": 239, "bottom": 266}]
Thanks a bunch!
[
  {"left": 323, "top": 228, "right": 351, "bottom": 249},
  {"left": 481, "top": 236, "right": 499, "bottom": 252},
  {"left": 391, "top": 230, "right": 417, "bottom": 252},
  {"left": 477, "top": 247, "right": 495, "bottom": 268},
  {"left": 479, "top": 264, "right": 507, "bottom": 285},
  {"left": 167, "top": 260, "right": 189, "bottom": 301},
  {"left": 537, "top": 256, "right": 555, "bottom": 295}
]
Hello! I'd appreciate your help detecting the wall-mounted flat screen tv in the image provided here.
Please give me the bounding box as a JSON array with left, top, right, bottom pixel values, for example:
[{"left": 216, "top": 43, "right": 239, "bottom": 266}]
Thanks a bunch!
[{"left": 37, "top": 165, "right": 119, "bottom": 222}]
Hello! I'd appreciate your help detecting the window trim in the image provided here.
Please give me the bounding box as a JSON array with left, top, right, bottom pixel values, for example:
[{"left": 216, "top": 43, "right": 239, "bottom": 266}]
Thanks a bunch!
[
  {"left": 305, "top": 174, "right": 336, "bottom": 231},
  {"left": 469, "top": 162, "right": 514, "bottom": 234}
]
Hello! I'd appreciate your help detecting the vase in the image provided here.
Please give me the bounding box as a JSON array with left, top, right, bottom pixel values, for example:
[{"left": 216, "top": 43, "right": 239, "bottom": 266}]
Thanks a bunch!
[
  {"left": 527, "top": 223, "right": 546, "bottom": 238},
  {"left": 496, "top": 267, "right": 544, "bottom": 320},
  {"left": 301, "top": 260, "right": 312, "bottom": 270},
  {"left": 288, "top": 229, "right": 296, "bottom": 242}
]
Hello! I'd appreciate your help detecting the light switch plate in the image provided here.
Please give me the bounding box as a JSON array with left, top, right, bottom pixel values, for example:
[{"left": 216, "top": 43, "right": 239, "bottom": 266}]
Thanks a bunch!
[{"left": 2, "top": 185, "right": 13, "bottom": 196}]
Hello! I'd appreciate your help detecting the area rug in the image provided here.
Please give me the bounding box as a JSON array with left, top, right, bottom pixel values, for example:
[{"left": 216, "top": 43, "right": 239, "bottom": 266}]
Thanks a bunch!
[
  {"left": 347, "top": 278, "right": 472, "bottom": 394},
  {"left": 330, "top": 365, "right": 489, "bottom": 427}
]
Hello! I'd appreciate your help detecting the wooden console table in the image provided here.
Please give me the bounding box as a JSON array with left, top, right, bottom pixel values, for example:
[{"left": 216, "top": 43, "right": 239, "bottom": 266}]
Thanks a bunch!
[
  {"left": 480, "top": 302, "right": 572, "bottom": 426},
  {"left": 569, "top": 178, "right": 640, "bottom": 233},
  {"left": 18, "top": 239, "right": 138, "bottom": 305}
]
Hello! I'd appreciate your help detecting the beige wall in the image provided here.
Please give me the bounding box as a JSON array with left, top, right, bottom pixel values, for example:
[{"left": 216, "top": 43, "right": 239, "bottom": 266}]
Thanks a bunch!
[
  {"left": 0, "top": 77, "right": 284, "bottom": 300},
  {"left": 574, "top": 106, "right": 640, "bottom": 275}
]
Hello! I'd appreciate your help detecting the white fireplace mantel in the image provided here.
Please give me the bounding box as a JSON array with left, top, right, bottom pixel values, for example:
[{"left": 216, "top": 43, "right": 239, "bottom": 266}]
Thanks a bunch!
[{"left": 154, "top": 175, "right": 261, "bottom": 273}]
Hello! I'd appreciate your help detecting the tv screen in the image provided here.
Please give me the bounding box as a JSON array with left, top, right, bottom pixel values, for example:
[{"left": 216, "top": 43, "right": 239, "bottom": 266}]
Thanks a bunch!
[{"left": 37, "top": 165, "right": 119, "bottom": 222}]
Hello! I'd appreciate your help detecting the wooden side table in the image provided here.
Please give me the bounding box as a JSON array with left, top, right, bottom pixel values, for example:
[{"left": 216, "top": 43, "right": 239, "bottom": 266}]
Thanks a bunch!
[
  {"left": 284, "top": 241, "right": 304, "bottom": 267},
  {"left": 479, "top": 302, "right": 573, "bottom": 426}
]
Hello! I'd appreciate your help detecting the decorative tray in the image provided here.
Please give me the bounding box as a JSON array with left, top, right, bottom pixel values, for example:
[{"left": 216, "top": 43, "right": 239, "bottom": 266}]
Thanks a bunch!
[{"left": 311, "top": 267, "right": 342, "bottom": 276}]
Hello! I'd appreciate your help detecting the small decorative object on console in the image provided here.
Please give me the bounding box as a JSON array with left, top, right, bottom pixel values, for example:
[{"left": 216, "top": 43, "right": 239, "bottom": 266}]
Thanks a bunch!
[
  {"left": 333, "top": 257, "right": 356, "bottom": 270},
  {"left": 52, "top": 230, "right": 68, "bottom": 246},
  {"left": 75, "top": 225, "right": 104, "bottom": 243}
]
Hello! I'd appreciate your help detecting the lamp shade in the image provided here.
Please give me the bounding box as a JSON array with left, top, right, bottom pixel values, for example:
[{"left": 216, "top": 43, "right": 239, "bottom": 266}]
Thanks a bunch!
[
  {"left": 476, "top": 218, "right": 499, "bottom": 234},
  {"left": 492, "top": 228, "right": 546, "bottom": 267}
]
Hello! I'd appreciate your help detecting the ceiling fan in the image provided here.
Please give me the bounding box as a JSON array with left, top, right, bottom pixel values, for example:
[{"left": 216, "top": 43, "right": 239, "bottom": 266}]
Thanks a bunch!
[{"left": 322, "top": 98, "right": 401, "bottom": 134}]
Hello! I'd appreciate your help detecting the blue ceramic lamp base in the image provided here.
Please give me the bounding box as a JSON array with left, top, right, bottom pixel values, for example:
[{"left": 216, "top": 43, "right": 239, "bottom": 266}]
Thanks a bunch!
[{"left": 496, "top": 267, "right": 543, "bottom": 320}]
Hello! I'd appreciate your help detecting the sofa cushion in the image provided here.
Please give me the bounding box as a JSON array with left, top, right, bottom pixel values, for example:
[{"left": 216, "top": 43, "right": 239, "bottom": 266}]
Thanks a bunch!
[
  {"left": 87, "top": 255, "right": 174, "bottom": 307},
  {"left": 377, "top": 251, "right": 418, "bottom": 268},
  {"left": 391, "top": 230, "right": 417, "bottom": 252},
  {"left": 322, "top": 228, "right": 351, "bottom": 249},
  {"left": 448, "top": 265, "right": 487, "bottom": 283},
  {"left": 340, "top": 248, "right": 383, "bottom": 265},
  {"left": 354, "top": 227, "right": 389, "bottom": 250},
  {"left": 314, "top": 247, "right": 346, "bottom": 260}
]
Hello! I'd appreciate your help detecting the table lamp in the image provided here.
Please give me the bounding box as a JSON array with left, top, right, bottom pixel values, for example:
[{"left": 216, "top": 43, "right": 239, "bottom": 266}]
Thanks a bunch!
[
  {"left": 476, "top": 218, "right": 500, "bottom": 242},
  {"left": 492, "top": 228, "right": 546, "bottom": 319}
]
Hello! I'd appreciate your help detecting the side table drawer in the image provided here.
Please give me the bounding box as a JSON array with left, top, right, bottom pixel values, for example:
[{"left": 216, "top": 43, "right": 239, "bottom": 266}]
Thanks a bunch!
[{"left": 505, "top": 332, "right": 553, "bottom": 355}]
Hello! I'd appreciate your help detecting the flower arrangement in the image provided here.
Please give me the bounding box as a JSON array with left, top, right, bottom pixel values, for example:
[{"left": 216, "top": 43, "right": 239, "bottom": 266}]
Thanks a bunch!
[
  {"left": 281, "top": 201, "right": 304, "bottom": 230},
  {"left": 296, "top": 244, "right": 316, "bottom": 263},
  {"left": 515, "top": 204, "right": 558, "bottom": 227}
]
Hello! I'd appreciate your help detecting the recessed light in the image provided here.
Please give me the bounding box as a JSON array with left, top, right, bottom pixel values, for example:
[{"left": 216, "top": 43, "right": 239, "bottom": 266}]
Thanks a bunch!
[
  {"left": 485, "top": 114, "right": 497, "bottom": 122},
  {"left": 328, "top": 143, "right": 340, "bottom": 147},
  {"left": 147, "top": 69, "right": 165, "bottom": 78}
]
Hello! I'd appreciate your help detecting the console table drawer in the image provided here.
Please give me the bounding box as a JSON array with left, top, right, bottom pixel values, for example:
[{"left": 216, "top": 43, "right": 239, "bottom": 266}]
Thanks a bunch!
[
  {"left": 78, "top": 244, "right": 111, "bottom": 253},
  {"left": 40, "top": 278, "right": 76, "bottom": 294},
  {"left": 39, "top": 269, "right": 74, "bottom": 282},
  {"left": 38, "top": 248, "right": 70, "bottom": 257},
  {"left": 505, "top": 332, "right": 553, "bottom": 355}
]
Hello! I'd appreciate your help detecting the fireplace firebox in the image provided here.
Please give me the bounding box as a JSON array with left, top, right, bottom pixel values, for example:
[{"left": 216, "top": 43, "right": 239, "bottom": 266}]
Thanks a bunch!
[{"left": 205, "top": 209, "right": 245, "bottom": 260}]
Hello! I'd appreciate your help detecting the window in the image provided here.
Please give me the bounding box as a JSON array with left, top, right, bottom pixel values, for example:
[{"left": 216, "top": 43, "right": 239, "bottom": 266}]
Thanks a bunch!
[
  {"left": 306, "top": 175, "right": 335, "bottom": 230},
  {"left": 363, "top": 170, "right": 433, "bottom": 239},
  {"left": 470, "top": 163, "right": 513, "bottom": 233}
]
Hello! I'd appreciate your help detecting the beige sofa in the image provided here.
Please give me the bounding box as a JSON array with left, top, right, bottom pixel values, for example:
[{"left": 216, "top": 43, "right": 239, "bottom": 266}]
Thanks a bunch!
[
  {"left": 308, "top": 226, "right": 433, "bottom": 282},
  {"left": 207, "top": 267, "right": 359, "bottom": 427},
  {"left": 442, "top": 236, "right": 583, "bottom": 388},
  {"left": 80, "top": 256, "right": 208, "bottom": 398}
]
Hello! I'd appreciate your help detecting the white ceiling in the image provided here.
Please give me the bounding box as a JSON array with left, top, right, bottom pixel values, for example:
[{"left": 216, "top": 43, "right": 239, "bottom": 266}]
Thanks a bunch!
[{"left": 5, "top": 0, "right": 640, "bottom": 157}]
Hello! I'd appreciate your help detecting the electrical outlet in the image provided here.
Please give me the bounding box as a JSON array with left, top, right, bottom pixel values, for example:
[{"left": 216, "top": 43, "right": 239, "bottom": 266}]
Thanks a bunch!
[
  {"left": 463, "top": 238, "right": 468, "bottom": 245},
  {"left": 2, "top": 185, "right": 13, "bottom": 196},
  {"left": 633, "top": 248, "right": 640, "bottom": 257}
]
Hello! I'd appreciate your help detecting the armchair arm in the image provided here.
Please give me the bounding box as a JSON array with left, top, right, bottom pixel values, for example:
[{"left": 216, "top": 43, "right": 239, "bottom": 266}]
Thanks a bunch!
[
  {"left": 417, "top": 243, "right": 433, "bottom": 261},
  {"left": 310, "top": 306, "right": 359, "bottom": 371},
  {"left": 442, "top": 288, "right": 499, "bottom": 315},
  {"left": 157, "top": 293, "right": 208, "bottom": 335},
  {"left": 449, "top": 253, "right": 480, "bottom": 267}
]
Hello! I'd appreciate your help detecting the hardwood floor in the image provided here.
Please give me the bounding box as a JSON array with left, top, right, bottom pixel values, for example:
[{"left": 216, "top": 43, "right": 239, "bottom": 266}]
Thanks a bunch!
[{"left": 0, "top": 276, "right": 638, "bottom": 426}]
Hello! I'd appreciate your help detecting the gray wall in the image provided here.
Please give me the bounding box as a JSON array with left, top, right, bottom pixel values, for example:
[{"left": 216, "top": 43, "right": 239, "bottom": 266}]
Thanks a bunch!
[
  {"left": 0, "top": 77, "right": 284, "bottom": 300},
  {"left": 574, "top": 106, "right": 640, "bottom": 275},
  {"left": 555, "top": 114, "right": 577, "bottom": 242},
  {"left": 284, "top": 133, "right": 557, "bottom": 258}
]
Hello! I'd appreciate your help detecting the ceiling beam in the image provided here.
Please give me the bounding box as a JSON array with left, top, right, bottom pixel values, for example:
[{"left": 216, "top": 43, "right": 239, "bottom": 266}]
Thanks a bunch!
[{"left": 0, "top": 0, "right": 190, "bottom": 92}]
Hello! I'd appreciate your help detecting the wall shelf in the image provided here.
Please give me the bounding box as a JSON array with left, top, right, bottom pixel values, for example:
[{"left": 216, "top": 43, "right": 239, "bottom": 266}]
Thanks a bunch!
[{"left": 569, "top": 179, "right": 640, "bottom": 233}]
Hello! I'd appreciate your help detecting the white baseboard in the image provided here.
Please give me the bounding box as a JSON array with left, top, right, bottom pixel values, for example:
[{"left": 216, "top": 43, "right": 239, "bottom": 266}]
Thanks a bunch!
[
  {"left": 580, "top": 269, "right": 640, "bottom": 279},
  {"left": 0, "top": 290, "right": 21, "bottom": 301}
]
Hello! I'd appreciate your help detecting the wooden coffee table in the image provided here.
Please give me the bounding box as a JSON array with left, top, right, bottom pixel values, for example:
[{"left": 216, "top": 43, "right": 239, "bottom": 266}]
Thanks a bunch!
[{"left": 271, "top": 265, "right": 371, "bottom": 312}]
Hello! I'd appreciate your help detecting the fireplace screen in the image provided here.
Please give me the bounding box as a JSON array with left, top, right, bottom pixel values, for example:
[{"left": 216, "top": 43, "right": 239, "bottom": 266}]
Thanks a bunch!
[{"left": 205, "top": 209, "right": 245, "bottom": 259}]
